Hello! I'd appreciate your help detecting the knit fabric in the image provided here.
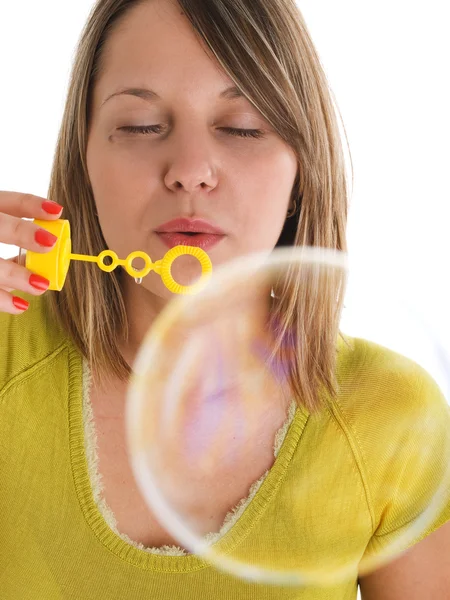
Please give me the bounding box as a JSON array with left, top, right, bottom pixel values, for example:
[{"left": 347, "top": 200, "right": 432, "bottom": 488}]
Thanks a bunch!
[{"left": 1, "top": 292, "right": 449, "bottom": 600}]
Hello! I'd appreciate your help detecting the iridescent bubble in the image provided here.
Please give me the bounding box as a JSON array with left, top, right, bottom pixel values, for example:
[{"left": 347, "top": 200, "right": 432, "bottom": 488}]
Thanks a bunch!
[{"left": 126, "top": 246, "right": 450, "bottom": 586}]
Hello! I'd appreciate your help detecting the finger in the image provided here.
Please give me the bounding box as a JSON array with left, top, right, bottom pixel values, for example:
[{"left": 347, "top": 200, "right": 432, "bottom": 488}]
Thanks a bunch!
[
  {"left": 0, "top": 213, "right": 58, "bottom": 253},
  {"left": 0, "top": 257, "right": 50, "bottom": 298},
  {"left": 0, "top": 191, "right": 63, "bottom": 220},
  {"left": 0, "top": 288, "right": 30, "bottom": 315}
]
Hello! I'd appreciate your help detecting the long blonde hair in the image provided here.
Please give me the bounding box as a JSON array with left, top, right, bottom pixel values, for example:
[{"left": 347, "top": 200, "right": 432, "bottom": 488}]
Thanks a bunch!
[{"left": 47, "top": 0, "right": 352, "bottom": 413}]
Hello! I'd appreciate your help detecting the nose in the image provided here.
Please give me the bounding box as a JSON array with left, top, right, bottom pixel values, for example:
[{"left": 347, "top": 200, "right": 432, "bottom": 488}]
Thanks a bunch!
[{"left": 163, "top": 126, "right": 219, "bottom": 194}]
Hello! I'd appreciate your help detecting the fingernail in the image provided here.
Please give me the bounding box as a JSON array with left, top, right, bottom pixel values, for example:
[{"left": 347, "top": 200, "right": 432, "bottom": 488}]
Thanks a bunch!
[
  {"left": 42, "top": 201, "right": 63, "bottom": 215},
  {"left": 35, "top": 228, "right": 58, "bottom": 247},
  {"left": 29, "top": 273, "right": 50, "bottom": 291},
  {"left": 12, "top": 296, "right": 29, "bottom": 311}
]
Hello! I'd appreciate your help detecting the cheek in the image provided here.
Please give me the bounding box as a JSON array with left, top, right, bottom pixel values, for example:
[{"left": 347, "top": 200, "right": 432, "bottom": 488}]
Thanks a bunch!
[
  {"left": 237, "top": 146, "right": 297, "bottom": 226},
  {"left": 237, "top": 140, "right": 296, "bottom": 191},
  {"left": 86, "top": 136, "right": 150, "bottom": 256},
  {"left": 86, "top": 135, "right": 157, "bottom": 218},
  {"left": 260, "top": 146, "right": 298, "bottom": 196}
]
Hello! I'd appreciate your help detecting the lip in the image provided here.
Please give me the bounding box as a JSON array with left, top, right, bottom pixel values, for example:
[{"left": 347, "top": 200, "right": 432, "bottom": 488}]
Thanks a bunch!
[
  {"left": 156, "top": 232, "right": 225, "bottom": 251},
  {"left": 155, "top": 218, "right": 226, "bottom": 235}
]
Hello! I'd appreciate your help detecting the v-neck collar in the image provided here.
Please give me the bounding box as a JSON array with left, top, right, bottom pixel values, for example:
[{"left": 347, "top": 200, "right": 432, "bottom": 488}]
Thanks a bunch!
[{"left": 68, "top": 343, "right": 310, "bottom": 572}]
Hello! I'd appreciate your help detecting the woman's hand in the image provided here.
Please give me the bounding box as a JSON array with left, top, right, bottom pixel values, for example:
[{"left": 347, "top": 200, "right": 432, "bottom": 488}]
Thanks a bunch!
[{"left": 0, "top": 191, "right": 64, "bottom": 314}]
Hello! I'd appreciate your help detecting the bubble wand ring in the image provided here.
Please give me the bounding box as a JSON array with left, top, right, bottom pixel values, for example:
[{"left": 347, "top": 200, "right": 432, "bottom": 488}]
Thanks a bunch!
[{"left": 24, "top": 219, "right": 213, "bottom": 295}]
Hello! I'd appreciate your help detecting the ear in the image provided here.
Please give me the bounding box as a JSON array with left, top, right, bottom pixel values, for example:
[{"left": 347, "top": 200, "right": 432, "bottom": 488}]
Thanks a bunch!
[{"left": 275, "top": 197, "right": 301, "bottom": 248}]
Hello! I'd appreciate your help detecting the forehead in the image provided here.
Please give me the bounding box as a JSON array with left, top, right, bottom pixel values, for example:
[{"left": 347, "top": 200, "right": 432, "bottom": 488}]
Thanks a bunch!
[{"left": 96, "top": 0, "right": 233, "bottom": 101}]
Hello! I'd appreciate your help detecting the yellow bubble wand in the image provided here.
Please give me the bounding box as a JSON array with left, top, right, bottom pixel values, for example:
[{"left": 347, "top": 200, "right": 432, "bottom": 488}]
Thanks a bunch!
[{"left": 25, "top": 219, "right": 213, "bottom": 295}]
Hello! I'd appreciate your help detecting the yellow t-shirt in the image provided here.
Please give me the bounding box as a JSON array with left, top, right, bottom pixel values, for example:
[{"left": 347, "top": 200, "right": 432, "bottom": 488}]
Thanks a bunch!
[{"left": 1, "top": 292, "right": 450, "bottom": 600}]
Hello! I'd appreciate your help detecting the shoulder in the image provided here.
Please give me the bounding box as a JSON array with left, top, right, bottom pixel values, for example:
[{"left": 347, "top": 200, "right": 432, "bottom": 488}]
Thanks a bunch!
[
  {"left": 0, "top": 292, "right": 70, "bottom": 395},
  {"left": 330, "top": 335, "right": 450, "bottom": 539},
  {"left": 331, "top": 335, "right": 449, "bottom": 440}
]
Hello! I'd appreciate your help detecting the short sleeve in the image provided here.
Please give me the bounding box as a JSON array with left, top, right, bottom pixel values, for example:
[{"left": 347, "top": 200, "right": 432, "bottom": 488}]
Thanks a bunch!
[{"left": 362, "top": 364, "right": 450, "bottom": 560}]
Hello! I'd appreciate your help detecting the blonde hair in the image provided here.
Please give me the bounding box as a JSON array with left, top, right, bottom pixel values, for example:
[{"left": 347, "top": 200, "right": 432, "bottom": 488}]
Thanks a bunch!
[{"left": 47, "top": 0, "right": 352, "bottom": 413}]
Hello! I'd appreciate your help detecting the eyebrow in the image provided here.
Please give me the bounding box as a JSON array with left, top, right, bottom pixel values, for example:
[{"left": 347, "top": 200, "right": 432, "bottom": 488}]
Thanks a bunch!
[{"left": 101, "top": 85, "right": 244, "bottom": 107}]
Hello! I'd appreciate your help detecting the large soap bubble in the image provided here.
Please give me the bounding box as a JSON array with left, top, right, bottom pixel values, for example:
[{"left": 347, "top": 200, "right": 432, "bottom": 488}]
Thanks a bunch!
[{"left": 126, "top": 246, "right": 450, "bottom": 586}]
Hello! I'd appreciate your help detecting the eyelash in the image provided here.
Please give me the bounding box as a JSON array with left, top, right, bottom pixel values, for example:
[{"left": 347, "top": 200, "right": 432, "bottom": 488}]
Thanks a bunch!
[{"left": 119, "top": 125, "right": 265, "bottom": 139}]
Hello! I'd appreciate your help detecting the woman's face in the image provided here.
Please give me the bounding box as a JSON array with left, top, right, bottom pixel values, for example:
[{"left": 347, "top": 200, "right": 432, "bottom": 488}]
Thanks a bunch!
[{"left": 87, "top": 0, "right": 298, "bottom": 300}]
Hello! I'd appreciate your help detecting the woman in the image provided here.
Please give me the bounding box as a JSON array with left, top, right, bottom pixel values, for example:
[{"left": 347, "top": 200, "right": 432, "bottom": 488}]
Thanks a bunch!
[{"left": 0, "top": 0, "right": 449, "bottom": 598}]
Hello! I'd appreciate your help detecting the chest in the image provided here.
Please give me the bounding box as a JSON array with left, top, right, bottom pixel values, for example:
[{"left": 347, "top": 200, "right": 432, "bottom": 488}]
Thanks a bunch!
[{"left": 88, "top": 380, "right": 290, "bottom": 551}]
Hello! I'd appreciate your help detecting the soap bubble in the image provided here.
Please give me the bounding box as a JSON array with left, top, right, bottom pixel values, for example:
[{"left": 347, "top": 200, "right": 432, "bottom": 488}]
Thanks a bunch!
[{"left": 126, "top": 245, "right": 450, "bottom": 586}]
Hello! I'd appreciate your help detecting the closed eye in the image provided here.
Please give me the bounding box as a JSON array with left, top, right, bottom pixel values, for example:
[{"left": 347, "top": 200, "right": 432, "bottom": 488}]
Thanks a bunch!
[
  {"left": 118, "top": 125, "right": 265, "bottom": 139},
  {"left": 221, "top": 127, "right": 265, "bottom": 139}
]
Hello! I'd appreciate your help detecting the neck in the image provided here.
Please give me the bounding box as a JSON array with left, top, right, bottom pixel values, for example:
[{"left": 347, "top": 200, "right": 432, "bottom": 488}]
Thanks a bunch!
[
  {"left": 118, "top": 275, "right": 169, "bottom": 368},
  {"left": 118, "top": 275, "right": 275, "bottom": 371}
]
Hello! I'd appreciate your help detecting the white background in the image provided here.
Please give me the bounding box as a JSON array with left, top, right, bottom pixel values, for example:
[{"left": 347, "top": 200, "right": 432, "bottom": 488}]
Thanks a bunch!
[{"left": 0, "top": 2, "right": 449, "bottom": 595}]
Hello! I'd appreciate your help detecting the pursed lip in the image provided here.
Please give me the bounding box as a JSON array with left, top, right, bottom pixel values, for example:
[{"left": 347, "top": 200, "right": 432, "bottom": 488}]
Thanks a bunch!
[{"left": 154, "top": 217, "right": 226, "bottom": 235}]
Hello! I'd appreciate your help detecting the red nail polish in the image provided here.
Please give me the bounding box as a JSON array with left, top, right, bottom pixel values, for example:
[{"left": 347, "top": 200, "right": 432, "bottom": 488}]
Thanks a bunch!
[
  {"left": 42, "top": 201, "right": 63, "bottom": 215},
  {"left": 35, "top": 229, "right": 58, "bottom": 247},
  {"left": 29, "top": 274, "right": 50, "bottom": 291},
  {"left": 12, "top": 296, "right": 29, "bottom": 311}
]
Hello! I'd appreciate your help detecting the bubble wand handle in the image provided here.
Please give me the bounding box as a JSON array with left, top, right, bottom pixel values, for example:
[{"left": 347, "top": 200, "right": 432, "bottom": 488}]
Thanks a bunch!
[{"left": 24, "top": 219, "right": 212, "bottom": 295}]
